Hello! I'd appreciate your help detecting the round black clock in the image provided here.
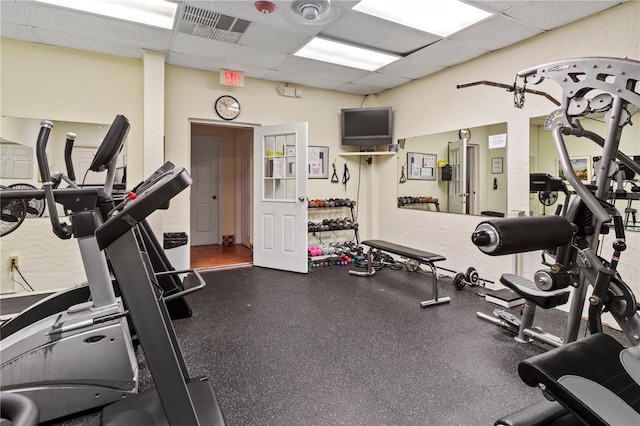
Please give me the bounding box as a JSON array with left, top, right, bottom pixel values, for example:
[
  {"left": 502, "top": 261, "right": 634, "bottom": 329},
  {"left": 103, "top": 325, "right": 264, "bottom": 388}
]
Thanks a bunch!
[
  {"left": 214, "top": 95, "right": 241, "bottom": 120},
  {"left": 459, "top": 128, "right": 471, "bottom": 141}
]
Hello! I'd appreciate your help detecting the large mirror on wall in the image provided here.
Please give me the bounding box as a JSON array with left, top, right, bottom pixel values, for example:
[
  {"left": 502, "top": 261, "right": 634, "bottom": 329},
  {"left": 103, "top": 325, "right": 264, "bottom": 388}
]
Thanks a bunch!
[
  {"left": 1, "top": 116, "right": 121, "bottom": 187},
  {"left": 529, "top": 115, "right": 640, "bottom": 231},
  {"left": 397, "top": 123, "right": 507, "bottom": 216}
]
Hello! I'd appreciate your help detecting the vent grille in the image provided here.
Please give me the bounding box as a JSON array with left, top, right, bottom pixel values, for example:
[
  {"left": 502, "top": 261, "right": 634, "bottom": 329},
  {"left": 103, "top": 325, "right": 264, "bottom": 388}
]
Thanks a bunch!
[{"left": 178, "top": 4, "right": 250, "bottom": 43}]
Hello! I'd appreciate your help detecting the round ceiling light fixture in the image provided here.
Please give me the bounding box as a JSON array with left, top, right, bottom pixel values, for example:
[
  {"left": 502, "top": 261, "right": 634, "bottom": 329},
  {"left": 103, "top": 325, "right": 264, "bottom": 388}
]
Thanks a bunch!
[
  {"left": 255, "top": 1, "right": 276, "bottom": 14},
  {"left": 290, "top": 0, "right": 330, "bottom": 21}
]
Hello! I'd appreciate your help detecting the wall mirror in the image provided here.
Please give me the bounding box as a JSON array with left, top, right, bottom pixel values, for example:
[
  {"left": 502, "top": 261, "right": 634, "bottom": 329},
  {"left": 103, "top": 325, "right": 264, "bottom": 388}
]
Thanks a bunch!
[
  {"left": 529, "top": 115, "right": 640, "bottom": 231},
  {"left": 397, "top": 123, "right": 507, "bottom": 216},
  {"left": 1, "top": 116, "right": 121, "bottom": 218}
]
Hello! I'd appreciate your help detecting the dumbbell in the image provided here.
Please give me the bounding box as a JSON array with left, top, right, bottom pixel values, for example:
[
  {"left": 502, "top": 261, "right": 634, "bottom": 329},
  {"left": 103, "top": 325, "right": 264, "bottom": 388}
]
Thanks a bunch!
[{"left": 453, "top": 267, "right": 481, "bottom": 290}]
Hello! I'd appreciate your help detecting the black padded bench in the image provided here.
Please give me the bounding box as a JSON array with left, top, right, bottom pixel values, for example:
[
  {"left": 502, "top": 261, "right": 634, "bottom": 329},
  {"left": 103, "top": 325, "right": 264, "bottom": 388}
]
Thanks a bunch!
[{"left": 349, "top": 239, "right": 450, "bottom": 308}]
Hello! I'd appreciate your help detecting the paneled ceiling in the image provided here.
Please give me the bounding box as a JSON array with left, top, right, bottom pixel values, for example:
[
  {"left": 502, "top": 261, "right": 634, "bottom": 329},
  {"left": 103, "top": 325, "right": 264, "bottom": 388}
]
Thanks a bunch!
[{"left": 1, "top": 0, "right": 627, "bottom": 95}]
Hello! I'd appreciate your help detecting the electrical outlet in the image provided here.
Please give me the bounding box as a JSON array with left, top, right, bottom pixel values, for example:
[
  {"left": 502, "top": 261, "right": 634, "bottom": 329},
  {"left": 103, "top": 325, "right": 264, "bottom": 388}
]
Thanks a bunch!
[{"left": 8, "top": 255, "right": 19, "bottom": 270}]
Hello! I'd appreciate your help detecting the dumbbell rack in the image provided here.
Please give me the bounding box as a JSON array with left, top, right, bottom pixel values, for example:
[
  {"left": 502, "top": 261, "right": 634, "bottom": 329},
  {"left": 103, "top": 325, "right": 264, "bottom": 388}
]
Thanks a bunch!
[
  {"left": 308, "top": 200, "right": 360, "bottom": 245},
  {"left": 308, "top": 199, "right": 361, "bottom": 268},
  {"left": 397, "top": 196, "right": 440, "bottom": 211}
]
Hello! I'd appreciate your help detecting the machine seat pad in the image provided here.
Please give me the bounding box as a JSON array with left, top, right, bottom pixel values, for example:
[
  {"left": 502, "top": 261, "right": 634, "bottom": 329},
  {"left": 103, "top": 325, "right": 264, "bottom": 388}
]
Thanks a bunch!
[
  {"left": 500, "top": 273, "right": 570, "bottom": 309},
  {"left": 361, "top": 240, "right": 446, "bottom": 263},
  {"left": 495, "top": 399, "right": 581, "bottom": 426},
  {"left": 518, "top": 333, "right": 640, "bottom": 426}
]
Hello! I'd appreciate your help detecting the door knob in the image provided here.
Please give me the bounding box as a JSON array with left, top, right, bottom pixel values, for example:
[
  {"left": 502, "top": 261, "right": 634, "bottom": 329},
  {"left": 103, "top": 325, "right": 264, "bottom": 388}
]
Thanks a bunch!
[
  {"left": 212, "top": 195, "right": 217, "bottom": 200},
  {"left": 298, "top": 196, "right": 306, "bottom": 202}
]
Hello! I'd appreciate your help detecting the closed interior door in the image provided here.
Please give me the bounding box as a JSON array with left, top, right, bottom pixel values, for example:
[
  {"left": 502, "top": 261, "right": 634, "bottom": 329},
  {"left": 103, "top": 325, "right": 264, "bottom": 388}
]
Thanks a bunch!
[
  {"left": 72, "top": 147, "right": 107, "bottom": 185},
  {"left": 190, "top": 135, "right": 221, "bottom": 246}
]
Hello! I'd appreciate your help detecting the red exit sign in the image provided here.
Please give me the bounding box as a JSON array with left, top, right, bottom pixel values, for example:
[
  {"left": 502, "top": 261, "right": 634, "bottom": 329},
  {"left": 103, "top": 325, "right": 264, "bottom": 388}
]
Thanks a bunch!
[{"left": 220, "top": 69, "right": 244, "bottom": 87}]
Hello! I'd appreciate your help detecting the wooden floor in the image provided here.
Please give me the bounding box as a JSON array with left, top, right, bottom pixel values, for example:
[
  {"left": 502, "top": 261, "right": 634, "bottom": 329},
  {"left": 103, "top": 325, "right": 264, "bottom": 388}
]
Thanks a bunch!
[{"left": 190, "top": 244, "right": 253, "bottom": 269}]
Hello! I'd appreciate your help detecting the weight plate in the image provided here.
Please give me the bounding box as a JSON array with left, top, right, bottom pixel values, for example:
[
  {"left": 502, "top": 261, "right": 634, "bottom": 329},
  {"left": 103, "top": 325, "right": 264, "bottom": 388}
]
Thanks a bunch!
[
  {"left": 406, "top": 259, "right": 419, "bottom": 272},
  {"left": 454, "top": 272, "right": 466, "bottom": 290},
  {"left": 466, "top": 267, "right": 479, "bottom": 285}
]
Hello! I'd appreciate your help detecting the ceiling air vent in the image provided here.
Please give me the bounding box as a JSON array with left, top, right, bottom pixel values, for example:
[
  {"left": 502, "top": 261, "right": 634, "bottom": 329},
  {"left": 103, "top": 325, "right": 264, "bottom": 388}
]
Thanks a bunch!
[{"left": 178, "top": 4, "right": 250, "bottom": 43}]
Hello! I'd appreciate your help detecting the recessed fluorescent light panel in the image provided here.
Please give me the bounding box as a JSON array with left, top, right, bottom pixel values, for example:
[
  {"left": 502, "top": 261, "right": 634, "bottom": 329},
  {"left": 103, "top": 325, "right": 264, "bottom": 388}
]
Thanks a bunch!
[
  {"left": 36, "top": 0, "right": 178, "bottom": 29},
  {"left": 294, "top": 38, "right": 400, "bottom": 71},
  {"left": 353, "top": 0, "right": 492, "bottom": 37}
]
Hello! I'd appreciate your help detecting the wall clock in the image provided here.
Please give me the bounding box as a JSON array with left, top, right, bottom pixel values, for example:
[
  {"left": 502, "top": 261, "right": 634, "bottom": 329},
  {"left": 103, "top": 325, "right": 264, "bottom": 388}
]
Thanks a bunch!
[
  {"left": 459, "top": 128, "right": 471, "bottom": 141},
  {"left": 214, "top": 95, "right": 241, "bottom": 120}
]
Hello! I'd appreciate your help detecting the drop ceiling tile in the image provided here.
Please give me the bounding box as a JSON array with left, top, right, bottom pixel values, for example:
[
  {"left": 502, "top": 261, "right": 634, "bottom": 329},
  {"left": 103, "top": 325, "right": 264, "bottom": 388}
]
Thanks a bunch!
[
  {"left": 409, "top": 39, "right": 488, "bottom": 68},
  {"left": 504, "top": 1, "right": 624, "bottom": 31},
  {"left": 18, "top": 2, "right": 173, "bottom": 51},
  {"left": 450, "top": 14, "right": 542, "bottom": 52},
  {"left": 352, "top": 72, "right": 412, "bottom": 90},
  {"left": 462, "top": 1, "right": 526, "bottom": 13},
  {"left": 321, "top": 10, "right": 441, "bottom": 55},
  {"left": 261, "top": 69, "right": 346, "bottom": 91},
  {"left": 275, "top": 56, "right": 369, "bottom": 82},
  {"left": 239, "top": 22, "right": 311, "bottom": 54},
  {"left": 0, "top": 1, "right": 29, "bottom": 25},
  {"left": 377, "top": 57, "right": 445, "bottom": 80},
  {"left": 334, "top": 82, "right": 387, "bottom": 95},
  {"left": 0, "top": 0, "right": 630, "bottom": 96},
  {"left": 1, "top": 23, "right": 40, "bottom": 44},
  {"left": 168, "top": 52, "right": 271, "bottom": 79},
  {"left": 172, "top": 33, "right": 287, "bottom": 68},
  {"left": 185, "top": 0, "right": 266, "bottom": 23},
  {"left": 35, "top": 28, "right": 143, "bottom": 59}
]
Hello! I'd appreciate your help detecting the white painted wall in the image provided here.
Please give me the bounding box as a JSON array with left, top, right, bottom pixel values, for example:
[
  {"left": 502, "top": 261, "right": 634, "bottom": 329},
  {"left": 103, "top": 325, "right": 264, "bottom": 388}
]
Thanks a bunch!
[{"left": 1, "top": 40, "right": 143, "bottom": 293}]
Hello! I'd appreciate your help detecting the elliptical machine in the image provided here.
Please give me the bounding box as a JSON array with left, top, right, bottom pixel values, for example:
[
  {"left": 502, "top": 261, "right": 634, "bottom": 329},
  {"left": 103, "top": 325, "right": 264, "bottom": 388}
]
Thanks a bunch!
[{"left": 1, "top": 117, "right": 140, "bottom": 422}]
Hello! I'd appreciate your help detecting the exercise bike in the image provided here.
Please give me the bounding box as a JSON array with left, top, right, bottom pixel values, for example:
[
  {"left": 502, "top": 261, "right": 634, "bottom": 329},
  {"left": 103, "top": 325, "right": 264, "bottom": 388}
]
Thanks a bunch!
[{"left": 471, "top": 57, "right": 640, "bottom": 349}]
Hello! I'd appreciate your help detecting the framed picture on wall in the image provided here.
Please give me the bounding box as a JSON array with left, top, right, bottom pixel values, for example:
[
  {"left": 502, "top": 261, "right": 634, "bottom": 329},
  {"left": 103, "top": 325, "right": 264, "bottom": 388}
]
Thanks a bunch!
[
  {"left": 407, "top": 152, "right": 437, "bottom": 180},
  {"left": 557, "top": 156, "right": 591, "bottom": 182},
  {"left": 308, "top": 146, "right": 329, "bottom": 179},
  {"left": 491, "top": 157, "right": 503, "bottom": 174}
]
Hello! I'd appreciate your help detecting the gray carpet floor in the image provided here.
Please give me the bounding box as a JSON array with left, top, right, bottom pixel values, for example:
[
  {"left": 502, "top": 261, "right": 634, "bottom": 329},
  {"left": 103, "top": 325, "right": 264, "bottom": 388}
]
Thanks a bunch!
[{"left": 46, "top": 264, "right": 624, "bottom": 425}]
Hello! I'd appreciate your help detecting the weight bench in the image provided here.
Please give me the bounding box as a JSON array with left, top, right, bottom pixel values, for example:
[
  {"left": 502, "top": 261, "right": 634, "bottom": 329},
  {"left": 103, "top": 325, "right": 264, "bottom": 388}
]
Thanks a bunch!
[{"left": 349, "top": 239, "right": 450, "bottom": 308}]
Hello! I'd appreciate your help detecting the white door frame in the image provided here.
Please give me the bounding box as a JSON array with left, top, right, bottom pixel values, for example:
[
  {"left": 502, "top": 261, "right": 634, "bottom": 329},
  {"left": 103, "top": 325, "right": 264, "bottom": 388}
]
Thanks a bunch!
[
  {"left": 188, "top": 119, "right": 255, "bottom": 248},
  {"left": 467, "top": 144, "right": 480, "bottom": 215},
  {"left": 448, "top": 138, "right": 467, "bottom": 214}
]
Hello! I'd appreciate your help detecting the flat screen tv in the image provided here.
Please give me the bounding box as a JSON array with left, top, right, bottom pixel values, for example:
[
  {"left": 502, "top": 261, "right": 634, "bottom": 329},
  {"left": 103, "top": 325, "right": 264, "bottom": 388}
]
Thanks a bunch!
[{"left": 341, "top": 106, "right": 393, "bottom": 146}]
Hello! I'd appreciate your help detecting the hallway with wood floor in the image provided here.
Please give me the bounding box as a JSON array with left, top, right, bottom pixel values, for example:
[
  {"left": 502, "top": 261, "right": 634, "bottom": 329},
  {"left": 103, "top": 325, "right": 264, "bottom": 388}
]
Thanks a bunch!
[{"left": 190, "top": 244, "right": 253, "bottom": 269}]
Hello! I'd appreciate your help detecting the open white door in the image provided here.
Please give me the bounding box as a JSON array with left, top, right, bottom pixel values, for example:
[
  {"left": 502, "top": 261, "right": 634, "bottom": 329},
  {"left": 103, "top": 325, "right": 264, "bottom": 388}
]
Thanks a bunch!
[
  {"left": 253, "top": 122, "right": 308, "bottom": 273},
  {"left": 448, "top": 138, "right": 467, "bottom": 214}
]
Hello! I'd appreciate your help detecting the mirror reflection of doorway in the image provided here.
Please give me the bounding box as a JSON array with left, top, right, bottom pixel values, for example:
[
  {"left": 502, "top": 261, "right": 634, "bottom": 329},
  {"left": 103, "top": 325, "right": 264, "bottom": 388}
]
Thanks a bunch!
[
  {"left": 189, "top": 122, "right": 253, "bottom": 269},
  {"left": 447, "top": 141, "right": 479, "bottom": 215},
  {"left": 467, "top": 144, "right": 479, "bottom": 215}
]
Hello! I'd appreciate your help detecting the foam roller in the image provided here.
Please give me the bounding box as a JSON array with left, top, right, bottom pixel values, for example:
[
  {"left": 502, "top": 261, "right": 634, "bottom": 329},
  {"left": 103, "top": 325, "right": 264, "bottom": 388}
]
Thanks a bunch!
[{"left": 472, "top": 216, "right": 574, "bottom": 256}]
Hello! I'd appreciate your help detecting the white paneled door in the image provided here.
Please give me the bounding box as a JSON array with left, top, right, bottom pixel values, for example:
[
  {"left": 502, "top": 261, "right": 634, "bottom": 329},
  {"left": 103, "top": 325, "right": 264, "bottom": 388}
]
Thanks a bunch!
[
  {"left": 190, "top": 135, "right": 220, "bottom": 246},
  {"left": 253, "top": 122, "right": 308, "bottom": 273}
]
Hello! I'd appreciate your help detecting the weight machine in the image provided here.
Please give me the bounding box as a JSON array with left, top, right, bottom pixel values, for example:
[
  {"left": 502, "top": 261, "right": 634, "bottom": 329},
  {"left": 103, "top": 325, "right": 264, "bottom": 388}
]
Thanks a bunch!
[
  {"left": 472, "top": 57, "right": 640, "bottom": 349},
  {"left": 478, "top": 56, "right": 640, "bottom": 426}
]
